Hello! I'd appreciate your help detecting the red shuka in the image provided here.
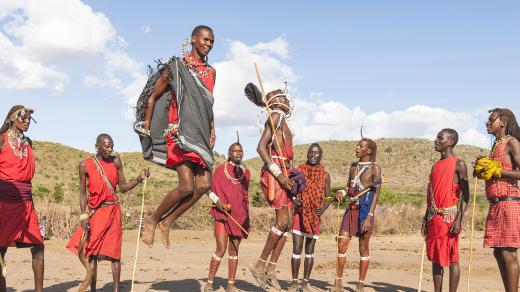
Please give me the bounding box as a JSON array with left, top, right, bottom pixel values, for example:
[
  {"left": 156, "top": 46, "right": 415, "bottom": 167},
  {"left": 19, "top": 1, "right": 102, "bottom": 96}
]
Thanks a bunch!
[
  {"left": 0, "top": 131, "right": 42, "bottom": 247},
  {"left": 210, "top": 163, "right": 250, "bottom": 238},
  {"left": 67, "top": 157, "right": 122, "bottom": 260},
  {"left": 426, "top": 157, "right": 461, "bottom": 266},
  {"left": 484, "top": 137, "right": 520, "bottom": 248},
  {"left": 165, "top": 55, "right": 215, "bottom": 169},
  {"left": 260, "top": 131, "right": 294, "bottom": 209}
]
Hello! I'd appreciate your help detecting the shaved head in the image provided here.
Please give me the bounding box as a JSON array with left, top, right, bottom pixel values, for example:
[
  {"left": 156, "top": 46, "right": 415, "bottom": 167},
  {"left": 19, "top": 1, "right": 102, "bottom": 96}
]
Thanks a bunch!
[
  {"left": 440, "top": 128, "right": 458, "bottom": 146},
  {"left": 191, "top": 25, "right": 213, "bottom": 37},
  {"left": 96, "top": 133, "right": 113, "bottom": 145}
]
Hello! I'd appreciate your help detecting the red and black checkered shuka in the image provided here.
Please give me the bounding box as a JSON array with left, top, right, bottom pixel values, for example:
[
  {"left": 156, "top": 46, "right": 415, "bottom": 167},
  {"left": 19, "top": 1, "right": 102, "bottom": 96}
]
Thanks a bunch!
[
  {"left": 297, "top": 163, "right": 326, "bottom": 235},
  {"left": 484, "top": 137, "right": 520, "bottom": 248}
]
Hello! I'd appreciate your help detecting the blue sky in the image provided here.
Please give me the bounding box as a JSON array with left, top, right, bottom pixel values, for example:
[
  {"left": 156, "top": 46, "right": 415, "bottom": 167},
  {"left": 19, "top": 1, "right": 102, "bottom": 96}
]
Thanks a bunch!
[{"left": 1, "top": 1, "right": 518, "bottom": 157}]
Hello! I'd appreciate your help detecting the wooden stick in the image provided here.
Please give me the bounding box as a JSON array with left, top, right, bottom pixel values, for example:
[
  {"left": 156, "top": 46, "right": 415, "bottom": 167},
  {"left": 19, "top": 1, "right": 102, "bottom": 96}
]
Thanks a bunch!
[
  {"left": 325, "top": 180, "right": 385, "bottom": 201},
  {"left": 131, "top": 178, "right": 147, "bottom": 292},
  {"left": 335, "top": 200, "right": 340, "bottom": 281},
  {"left": 0, "top": 251, "right": 6, "bottom": 277},
  {"left": 253, "top": 63, "right": 289, "bottom": 178},
  {"left": 418, "top": 241, "right": 426, "bottom": 292},
  {"left": 466, "top": 176, "right": 478, "bottom": 292},
  {"left": 206, "top": 204, "right": 249, "bottom": 235}
]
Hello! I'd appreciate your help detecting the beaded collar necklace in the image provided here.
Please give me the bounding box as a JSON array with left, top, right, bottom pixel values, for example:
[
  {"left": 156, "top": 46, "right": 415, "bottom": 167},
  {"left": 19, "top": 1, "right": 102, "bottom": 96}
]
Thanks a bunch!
[
  {"left": 6, "top": 128, "right": 29, "bottom": 159},
  {"left": 224, "top": 162, "right": 245, "bottom": 184},
  {"left": 490, "top": 135, "right": 512, "bottom": 156},
  {"left": 181, "top": 41, "right": 210, "bottom": 76}
]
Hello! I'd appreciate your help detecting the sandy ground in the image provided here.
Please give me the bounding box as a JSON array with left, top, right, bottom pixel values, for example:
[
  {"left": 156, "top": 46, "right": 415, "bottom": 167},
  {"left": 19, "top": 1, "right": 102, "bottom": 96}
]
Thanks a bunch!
[{"left": 2, "top": 230, "right": 506, "bottom": 291}]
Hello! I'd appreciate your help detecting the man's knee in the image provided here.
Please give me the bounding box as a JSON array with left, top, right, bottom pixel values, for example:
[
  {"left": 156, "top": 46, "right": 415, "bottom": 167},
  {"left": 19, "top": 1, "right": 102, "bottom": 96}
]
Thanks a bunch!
[
  {"left": 195, "top": 181, "right": 211, "bottom": 195},
  {"left": 177, "top": 184, "right": 194, "bottom": 197},
  {"left": 31, "top": 245, "right": 44, "bottom": 257}
]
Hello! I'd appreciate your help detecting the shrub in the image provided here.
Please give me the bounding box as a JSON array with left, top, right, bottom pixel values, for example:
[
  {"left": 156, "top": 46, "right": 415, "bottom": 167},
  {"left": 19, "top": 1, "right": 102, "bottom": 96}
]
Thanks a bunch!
[{"left": 52, "top": 183, "right": 64, "bottom": 203}]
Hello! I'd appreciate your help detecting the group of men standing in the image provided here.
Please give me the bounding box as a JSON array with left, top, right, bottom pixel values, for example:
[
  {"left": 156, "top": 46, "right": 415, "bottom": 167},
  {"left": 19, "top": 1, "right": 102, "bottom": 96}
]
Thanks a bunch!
[{"left": 0, "top": 23, "right": 519, "bottom": 292}]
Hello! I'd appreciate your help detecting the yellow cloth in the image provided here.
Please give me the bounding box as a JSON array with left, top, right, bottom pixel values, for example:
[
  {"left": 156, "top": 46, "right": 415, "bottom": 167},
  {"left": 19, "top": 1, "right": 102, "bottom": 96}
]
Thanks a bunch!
[{"left": 474, "top": 157, "right": 502, "bottom": 180}]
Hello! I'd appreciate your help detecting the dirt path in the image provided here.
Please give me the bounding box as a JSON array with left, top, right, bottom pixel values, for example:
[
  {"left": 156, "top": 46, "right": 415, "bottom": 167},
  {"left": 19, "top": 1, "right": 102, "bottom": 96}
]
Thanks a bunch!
[{"left": 2, "top": 230, "right": 504, "bottom": 291}]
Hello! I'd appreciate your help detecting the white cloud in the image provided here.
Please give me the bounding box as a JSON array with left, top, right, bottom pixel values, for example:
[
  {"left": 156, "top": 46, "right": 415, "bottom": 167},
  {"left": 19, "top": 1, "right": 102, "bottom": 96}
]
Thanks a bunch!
[
  {"left": 0, "top": 0, "right": 144, "bottom": 98},
  {"left": 211, "top": 37, "right": 489, "bottom": 156},
  {"left": 141, "top": 25, "right": 150, "bottom": 34}
]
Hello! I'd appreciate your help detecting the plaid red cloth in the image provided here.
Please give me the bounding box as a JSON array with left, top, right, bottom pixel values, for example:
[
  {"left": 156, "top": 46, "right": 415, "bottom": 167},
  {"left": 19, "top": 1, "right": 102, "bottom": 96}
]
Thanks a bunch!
[
  {"left": 297, "top": 163, "right": 326, "bottom": 235},
  {"left": 484, "top": 137, "right": 520, "bottom": 248}
]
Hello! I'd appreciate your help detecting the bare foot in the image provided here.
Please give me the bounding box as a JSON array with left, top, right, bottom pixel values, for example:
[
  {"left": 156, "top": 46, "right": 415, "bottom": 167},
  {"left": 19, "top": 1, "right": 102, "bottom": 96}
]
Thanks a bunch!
[
  {"left": 158, "top": 220, "right": 171, "bottom": 249},
  {"left": 356, "top": 282, "right": 364, "bottom": 292},
  {"left": 141, "top": 216, "right": 157, "bottom": 247}
]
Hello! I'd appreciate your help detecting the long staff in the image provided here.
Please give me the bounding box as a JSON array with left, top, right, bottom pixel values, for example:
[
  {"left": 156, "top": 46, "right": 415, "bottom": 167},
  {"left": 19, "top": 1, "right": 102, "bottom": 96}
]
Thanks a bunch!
[
  {"left": 335, "top": 199, "right": 341, "bottom": 286},
  {"left": 418, "top": 242, "right": 426, "bottom": 292},
  {"left": 253, "top": 63, "right": 289, "bottom": 178},
  {"left": 131, "top": 178, "right": 147, "bottom": 292},
  {"left": 205, "top": 205, "right": 249, "bottom": 235},
  {"left": 0, "top": 250, "right": 6, "bottom": 277},
  {"left": 466, "top": 177, "right": 478, "bottom": 292},
  {"left": 325, "top": 179, "right": 383, "bottom": 202}
]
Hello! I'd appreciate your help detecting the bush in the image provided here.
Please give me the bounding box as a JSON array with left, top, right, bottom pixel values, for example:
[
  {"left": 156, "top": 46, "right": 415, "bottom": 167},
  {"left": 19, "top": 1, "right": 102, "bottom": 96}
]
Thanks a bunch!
[
  {"left": 52, "top": 183, "right": 64, "bottom": 203},
  {"left": 379, "top": 188, "right": 400, "bottom": 205}
]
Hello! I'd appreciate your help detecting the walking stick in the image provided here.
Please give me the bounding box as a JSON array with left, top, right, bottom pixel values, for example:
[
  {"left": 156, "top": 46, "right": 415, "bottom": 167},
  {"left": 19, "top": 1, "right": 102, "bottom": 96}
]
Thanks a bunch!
[
  {"left": 253, "top": 63, "right": 289, "bottom": 181},
  {"left": 205, "top": 204, "right": 249, "bottom": 235},
  {"left": 466, "top": 177, "right": 478, "bottom": 292},
  {"left": 418, "top": 241, "right": 426, "bottom": 292},
  {"left": 335, "top": 199, "right": 340, "bottom": 284},
  {"left": 131, "top": 177, "right": 147, "bottom": 292},
  {"left": 0, "top": 251, "right": 6, "bottom": 277}
]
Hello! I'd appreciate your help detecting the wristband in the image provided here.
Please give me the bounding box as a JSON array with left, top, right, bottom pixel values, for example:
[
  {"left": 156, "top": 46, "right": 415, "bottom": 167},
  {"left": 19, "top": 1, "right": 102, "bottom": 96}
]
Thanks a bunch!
[
  {"left": 338, "top": 189, "right": 347, "bottom": 198},
  {"left": 267, "top": 163, "right": 283, "bottom": 177},
  {"left": 368, "top": 212, "right": 374, "bottom": 217},
  {"left": 79, "top": 213, "right": 89, "bottom": 220},
  {"left": 208, "top": 191, "right": 220, "bottom": 204}
]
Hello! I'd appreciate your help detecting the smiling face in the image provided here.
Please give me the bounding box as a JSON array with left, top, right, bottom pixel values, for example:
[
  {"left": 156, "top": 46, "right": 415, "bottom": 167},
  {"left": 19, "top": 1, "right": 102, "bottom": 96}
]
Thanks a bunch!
[
  {"left": 191, "top": 28, "right": 214, "bottom": 58},
  {"left": 228, "top": 144, "right": 244, "bottom": 164},
  {"left": 306, "top": 144, "right": 322, "bottom": 166},
  {"left": 96, "top": 136, "right": 114, "bottom": 159}
]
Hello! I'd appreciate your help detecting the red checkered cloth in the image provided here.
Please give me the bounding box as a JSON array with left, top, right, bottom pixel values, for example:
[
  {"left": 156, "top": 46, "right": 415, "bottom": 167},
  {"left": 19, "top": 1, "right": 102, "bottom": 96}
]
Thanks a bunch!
[{"left": 484, "top": 137, "right": 520, "bottom": 248}]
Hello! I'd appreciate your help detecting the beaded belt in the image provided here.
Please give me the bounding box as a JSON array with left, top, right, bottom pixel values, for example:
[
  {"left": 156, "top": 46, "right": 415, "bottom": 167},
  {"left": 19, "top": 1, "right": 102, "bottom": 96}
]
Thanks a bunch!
[
  {"left": 488, "top": 196, "right": 520, "bottom": 204},
  {"left": 427, "top": 205, "right": 458, "bottom": 222},
  {"left": 89, "top": 201, "right": 119, "bottom": 216}
]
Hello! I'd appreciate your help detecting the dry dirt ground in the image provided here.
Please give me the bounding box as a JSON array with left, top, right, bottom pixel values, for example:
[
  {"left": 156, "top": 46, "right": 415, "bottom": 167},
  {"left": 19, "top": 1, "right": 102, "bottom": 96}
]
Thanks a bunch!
[{"left": 3, "top": 230, "right": 505, "bottom": 291}]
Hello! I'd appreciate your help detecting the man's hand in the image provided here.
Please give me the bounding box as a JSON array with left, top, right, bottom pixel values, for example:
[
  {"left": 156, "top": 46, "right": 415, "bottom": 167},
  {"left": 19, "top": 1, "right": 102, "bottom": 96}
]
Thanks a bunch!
[
  {"left": 277, "top": 174, "right": 294, "bottom": 191},
  {"left": 449, "top": 219, "right": 462, "bottom": 235},
  {"left": 361, "top": 218, "right": 372, "bottom": 234},
  {"left": 80, "top": 217, "right": 89, "bottom": 231},
  {"left": 293, "top": 197, "right": 303, "bottom": 207},
  {"left": 209, "top": 134, "right": 216, "bottom": 149},
  {"left": 335, "top": 190, "right": 345, "bottom": 202},
  {"left": 215, "top": 200, "right": 231, "bottom": 212},
  {"left": 316, "top": 204, "right": 325, "bottom": 216},
  {"left": 139, "top": 168, "right": 151, "bottom": 181}
]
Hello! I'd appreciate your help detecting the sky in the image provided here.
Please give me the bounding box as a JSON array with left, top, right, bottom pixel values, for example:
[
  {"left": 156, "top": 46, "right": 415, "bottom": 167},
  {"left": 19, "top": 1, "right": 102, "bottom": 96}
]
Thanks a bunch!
[{"left": 1, "top": 0, "right": 519, "bottom": 157}]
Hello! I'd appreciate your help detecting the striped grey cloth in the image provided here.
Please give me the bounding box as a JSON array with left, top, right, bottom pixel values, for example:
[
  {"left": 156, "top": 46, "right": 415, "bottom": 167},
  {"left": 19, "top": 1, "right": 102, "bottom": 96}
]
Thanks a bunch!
[{"left": 135, "top": 56, "right": 214, "bottom": 171}]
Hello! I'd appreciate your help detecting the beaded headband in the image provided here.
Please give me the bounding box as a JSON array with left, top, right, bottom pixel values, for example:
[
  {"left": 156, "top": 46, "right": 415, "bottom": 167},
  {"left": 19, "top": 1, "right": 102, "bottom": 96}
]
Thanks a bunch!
[{"left": 10, "top": 107, "right": 35, "bottom": 124}]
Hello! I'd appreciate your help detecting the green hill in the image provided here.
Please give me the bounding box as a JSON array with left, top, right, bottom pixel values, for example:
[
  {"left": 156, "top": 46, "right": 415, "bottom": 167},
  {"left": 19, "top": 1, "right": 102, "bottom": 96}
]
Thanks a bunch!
[{"left": 32, "top": 138, "right": 488, "bottom": 204}]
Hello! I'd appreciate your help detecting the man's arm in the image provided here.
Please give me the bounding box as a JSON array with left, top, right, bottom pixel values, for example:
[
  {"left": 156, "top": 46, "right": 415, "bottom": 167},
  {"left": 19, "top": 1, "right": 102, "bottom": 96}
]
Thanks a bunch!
[
  {"left": 450, "top": 159, "right": 469, "bottom": 235},
  {"left": 114, "top": 156, "right": 149, "bottom": 193},
  {"left": 317, "top": 172, "right": 332, "bottom": 215},
  {"left": 500, "top": 138, "right": 520, "bottom": 180},
  {"left": 335, "top": 165, "right": 354, "bottom": 201},
  {"left": 79, "top": 161, "right": 88, "bottom": 214},
  {"left": 256, "top": 113, "right": 293, "bottom": 190}
]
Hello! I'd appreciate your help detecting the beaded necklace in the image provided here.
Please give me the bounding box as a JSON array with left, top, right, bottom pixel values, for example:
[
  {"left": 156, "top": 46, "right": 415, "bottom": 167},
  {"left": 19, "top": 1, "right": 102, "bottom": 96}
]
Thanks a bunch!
[
  {"left": 490, "top": 135, "right": 512, "bottom": 156},
  {"left": 224, "top": 162, "right": 245, "bottom": 184},
  {"left": 181, "top": 41, "right": 210, "bottom": 77},
  {"left": 7, "top": 128, "right": 29, "bottom": 159}
]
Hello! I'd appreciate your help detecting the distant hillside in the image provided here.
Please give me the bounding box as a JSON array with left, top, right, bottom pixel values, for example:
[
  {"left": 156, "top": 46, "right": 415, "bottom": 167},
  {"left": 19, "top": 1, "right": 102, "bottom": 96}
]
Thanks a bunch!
[{"left": 244, "top": 138, "right": 488, "bottom": 193}]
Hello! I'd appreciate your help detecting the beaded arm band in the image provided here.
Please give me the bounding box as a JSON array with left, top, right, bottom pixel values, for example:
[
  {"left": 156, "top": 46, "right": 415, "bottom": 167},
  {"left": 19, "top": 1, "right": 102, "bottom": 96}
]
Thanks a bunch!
[{"left": 267, "top": 163, "right": 282, "bottom": 177}]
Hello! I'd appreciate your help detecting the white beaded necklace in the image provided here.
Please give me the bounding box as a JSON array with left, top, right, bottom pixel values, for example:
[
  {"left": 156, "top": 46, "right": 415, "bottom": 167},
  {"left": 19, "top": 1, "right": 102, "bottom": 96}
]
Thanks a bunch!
[
  {"left": 7, "top": 128, "right": 29, "bottom": 159},
  {"left": 224, "top": 162, "right": 245, "bottom": 184}
]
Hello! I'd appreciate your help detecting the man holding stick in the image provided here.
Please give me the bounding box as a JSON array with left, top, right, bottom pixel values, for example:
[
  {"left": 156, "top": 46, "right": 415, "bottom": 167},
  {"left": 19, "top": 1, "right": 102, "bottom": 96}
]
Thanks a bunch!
[
  {"left": 67, "top": 134, "right": 149, "bottom": 292},
  {"left": 333, "top": 138, "right": 381, "bottom": 292},
  {"left": 474, "top": 108, "right": 520, "bottom": 292},
  {"left": 244, "top": 82, "right": 296, "bottom": 290},
  {"left": 422, "top": 129, "right": 469, "bottom": 292},
  {"left": 204, "top": 141, "right": 250, "bottom": 292}
]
